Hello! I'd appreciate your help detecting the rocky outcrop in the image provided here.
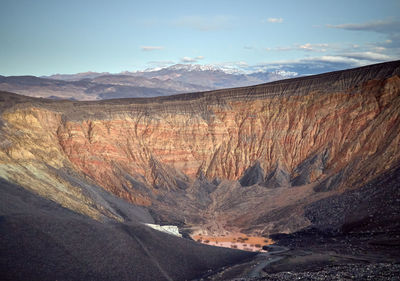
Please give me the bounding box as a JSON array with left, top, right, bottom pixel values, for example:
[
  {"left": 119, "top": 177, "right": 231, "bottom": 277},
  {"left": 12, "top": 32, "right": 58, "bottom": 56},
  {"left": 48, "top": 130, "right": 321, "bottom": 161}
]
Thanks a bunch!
[
  {"left": 291, "top": 149, "right": 329, "bottom": 187},
  {"left": 263, "top": 162, "right": 291, "bottom": 188},
  {"left": 239, "top": 162, "right": 264, "bottom": 186},
  {"left": 240, "top": 161, "right": 292, "bottom": 188}
]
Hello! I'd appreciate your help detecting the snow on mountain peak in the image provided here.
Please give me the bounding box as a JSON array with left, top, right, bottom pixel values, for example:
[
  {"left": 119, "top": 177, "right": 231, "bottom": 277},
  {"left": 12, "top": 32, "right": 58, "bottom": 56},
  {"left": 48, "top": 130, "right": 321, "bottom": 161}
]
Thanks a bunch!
[
  {"left": 272, "top": 69, "right": 299, "bottom": 78},
  {"left": 164, "top": 64, "right": 223, "bottom": 72}
]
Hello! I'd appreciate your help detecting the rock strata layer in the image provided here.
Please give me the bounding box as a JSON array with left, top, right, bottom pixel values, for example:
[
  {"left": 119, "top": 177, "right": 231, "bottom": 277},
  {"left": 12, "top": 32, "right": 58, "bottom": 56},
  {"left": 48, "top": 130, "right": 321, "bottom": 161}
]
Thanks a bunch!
[{"left": 0, "top": 61, "right": 399, "bottom": 234}]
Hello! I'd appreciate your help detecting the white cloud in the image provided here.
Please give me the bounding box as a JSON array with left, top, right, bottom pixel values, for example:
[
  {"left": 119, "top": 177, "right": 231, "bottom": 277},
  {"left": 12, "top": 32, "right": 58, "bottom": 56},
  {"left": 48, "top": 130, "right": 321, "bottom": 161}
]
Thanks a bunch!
[
  {"left": 327, "top": 19, "right": 400, "bottom": 34},
  {"left": 298, "top": 43, "right": 329, "bottom": 52},
  {"left": 327, "top": 19, "right": 400, "bottom": 50},
  {"left": 181, "top": 57, "right": 196, "bottom": 63},
  {"left": 271, "top": 43, "right": 331, "bottom": 52},
  {"left": 314, "top": 56, "right": 361, "bottom": 64},
  {"left": 141, "top": 46, "right": 164, "bottom": 51},
  {"left": 300, "top": 54, "right": 392, "bottom": 66},
  {"left": 146, "top": 60, "right": 175, "bottom": 67},
  {"left": 266, "top": 18, "right": 283, "bottom": 23},
  {"left": 181, "top": 56, "right": 205, "bottom": 63},
  {"left": 252, "top": 52, "right": 395, "bottom": 76},
  {"left": 298, "top": 43, "right": 314, "bottom": 51},
  {"left": 265, "top": 38, "right": 397, "bottom": 65},
  {"left": 372, "top": 46, "right": 386, "bottom": 52},
  {"left": 340, "top": 52, "right": 391, "bottom": 61}
]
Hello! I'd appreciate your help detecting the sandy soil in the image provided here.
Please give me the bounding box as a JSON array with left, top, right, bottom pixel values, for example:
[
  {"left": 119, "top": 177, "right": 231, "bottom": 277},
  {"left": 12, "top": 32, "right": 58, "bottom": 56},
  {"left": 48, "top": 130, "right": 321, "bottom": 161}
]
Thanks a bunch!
[{"left": 192, "top": 234, "right": 273, "bottom": 252}]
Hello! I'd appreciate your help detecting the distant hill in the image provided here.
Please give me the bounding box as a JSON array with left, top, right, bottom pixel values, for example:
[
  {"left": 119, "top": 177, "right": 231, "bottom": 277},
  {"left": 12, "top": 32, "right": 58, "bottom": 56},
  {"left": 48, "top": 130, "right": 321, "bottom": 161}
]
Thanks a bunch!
[{"left": 0, "top": 64, "right": 290, "bottom": 100}]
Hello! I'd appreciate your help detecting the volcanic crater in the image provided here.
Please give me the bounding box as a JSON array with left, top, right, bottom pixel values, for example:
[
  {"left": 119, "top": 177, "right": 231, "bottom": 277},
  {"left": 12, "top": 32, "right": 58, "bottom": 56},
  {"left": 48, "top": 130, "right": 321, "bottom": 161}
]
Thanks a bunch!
[{"left": 1, "top": 61, "right": 400, "bottom": 280}]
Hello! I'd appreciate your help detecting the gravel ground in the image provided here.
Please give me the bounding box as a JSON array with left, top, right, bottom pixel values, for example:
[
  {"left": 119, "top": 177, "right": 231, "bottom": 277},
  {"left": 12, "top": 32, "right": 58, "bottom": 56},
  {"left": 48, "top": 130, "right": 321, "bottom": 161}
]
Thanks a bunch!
[{"left": 258, "top": 263, "right": 400, "bottom": 281}]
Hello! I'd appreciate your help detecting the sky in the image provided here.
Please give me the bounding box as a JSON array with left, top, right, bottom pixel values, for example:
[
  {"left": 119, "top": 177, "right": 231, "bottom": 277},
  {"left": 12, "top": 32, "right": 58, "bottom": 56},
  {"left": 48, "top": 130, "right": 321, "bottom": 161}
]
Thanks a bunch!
[{"left": 1, "top": 0, "right": 399, "bottom": 76}]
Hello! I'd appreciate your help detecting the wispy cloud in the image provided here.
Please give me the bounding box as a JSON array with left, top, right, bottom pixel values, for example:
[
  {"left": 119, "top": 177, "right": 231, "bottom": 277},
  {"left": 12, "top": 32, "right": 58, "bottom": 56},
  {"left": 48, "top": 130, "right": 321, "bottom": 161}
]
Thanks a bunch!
[
  {"left": 260, "top": 32, "right": 397, "bottom": 76},
  {"left": 146, "top": 60, "right": 175, "bottom": 68},
  {"left": 274, "top": 46, "right": 292, "bottom": 51},
  {"left": 140, "top": 46, "right": 164, "bottom": 51},
  {"left": 252, "top": 51, "right": 396, "bottom": 76},
  {"left": 181, "top": 56, "right": 205, "bottom": 63},
  {"left": 269, "top": 43, "right": 332, "bottom": 52},
  {"left": 298, "top": 43, "right": 329, "bottom": 52},
  {"left": 340, "top": 52, "right": 391, "bottom": 61},
  {"left": 264, "top": 18, "right": 283, "bottom": 23},
  {"left": 327, "top": 19, "right": 400, "bottom": 34},
  {"left": 328, "top": 19, "right": 400, "bottom": 51},
  {"left": 173, "top": 15, "right": 233, "bottom": 31}
]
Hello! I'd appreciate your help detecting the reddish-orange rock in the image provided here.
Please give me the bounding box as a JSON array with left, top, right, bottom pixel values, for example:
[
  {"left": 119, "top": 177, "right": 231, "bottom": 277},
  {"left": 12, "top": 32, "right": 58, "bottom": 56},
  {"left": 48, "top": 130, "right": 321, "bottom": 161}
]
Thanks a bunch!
[{"left": 1, "top": 61, "right": 399, "bottom": 215}]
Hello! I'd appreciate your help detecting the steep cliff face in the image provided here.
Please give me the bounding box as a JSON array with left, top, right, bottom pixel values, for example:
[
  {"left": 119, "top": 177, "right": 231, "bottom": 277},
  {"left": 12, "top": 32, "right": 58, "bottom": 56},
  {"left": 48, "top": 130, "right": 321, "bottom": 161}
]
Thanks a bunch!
[{"left": 1, "top": 61, "right": 399, "bottom": 234}]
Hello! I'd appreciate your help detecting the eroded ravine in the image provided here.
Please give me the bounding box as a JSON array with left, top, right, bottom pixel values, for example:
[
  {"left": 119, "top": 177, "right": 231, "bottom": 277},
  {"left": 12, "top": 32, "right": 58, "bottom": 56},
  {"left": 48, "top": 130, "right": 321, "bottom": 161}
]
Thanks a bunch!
[{"left": 0, "top": 61, "right": 399, "bottom": 236}]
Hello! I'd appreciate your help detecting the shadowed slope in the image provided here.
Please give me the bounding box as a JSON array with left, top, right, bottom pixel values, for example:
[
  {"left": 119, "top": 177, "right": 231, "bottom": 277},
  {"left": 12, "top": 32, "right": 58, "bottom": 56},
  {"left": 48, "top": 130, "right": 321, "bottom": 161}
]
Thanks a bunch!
[
  {"left": 305, "top": 162, "right": 400, "bottom": 234},
  {"left": 0, "top": 178, "right": 255, "bottom": 281}
]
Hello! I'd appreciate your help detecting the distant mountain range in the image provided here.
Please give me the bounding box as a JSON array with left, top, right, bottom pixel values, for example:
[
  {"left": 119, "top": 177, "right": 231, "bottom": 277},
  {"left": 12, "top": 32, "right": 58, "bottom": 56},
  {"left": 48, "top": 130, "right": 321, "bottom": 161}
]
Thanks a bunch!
[{"left": 0, "top": 64, "right": 293, "bottom": 100}]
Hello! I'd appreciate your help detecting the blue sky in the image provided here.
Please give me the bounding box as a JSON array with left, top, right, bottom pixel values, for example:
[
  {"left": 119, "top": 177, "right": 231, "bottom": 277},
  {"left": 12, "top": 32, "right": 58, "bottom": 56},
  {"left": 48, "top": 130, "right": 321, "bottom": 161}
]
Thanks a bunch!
[{"left": 1, "top": 0, "right": 399, "bottom": 76}]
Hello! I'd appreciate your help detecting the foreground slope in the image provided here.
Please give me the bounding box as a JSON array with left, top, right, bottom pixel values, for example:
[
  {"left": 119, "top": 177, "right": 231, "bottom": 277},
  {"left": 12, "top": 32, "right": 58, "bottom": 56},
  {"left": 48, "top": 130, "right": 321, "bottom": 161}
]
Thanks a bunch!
[
  {"left": 0, "top": 61, "right": 399, "bottom": 236},
  {"left": 0, "top": 178, "right": 254, "bottom": 281}
]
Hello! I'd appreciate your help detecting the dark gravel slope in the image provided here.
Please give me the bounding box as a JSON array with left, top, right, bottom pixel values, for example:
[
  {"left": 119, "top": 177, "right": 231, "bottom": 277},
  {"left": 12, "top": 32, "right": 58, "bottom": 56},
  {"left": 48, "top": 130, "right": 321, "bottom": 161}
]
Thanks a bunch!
[
  {"left": 0, "top": 179, "right": 255, "bottom": 281},
  {"left": 305, "top": 162, "right": 400, "bottom": 234}
]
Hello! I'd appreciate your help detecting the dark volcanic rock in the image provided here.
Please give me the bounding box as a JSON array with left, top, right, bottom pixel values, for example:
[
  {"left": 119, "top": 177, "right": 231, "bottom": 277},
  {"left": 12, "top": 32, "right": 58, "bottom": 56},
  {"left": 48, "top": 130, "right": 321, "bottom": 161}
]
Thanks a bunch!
[
  {"left": 305, "top": 163, "right": 400, "bottom": 233},
  {"left": 260, "top": 263, "right": 400, "bottom": 281},
  {"left": 291, "top": 149, "right": 329, "bottom": 187},
  {"left": 240, "top": 161, "right": 264, "bottom": 186},
  {"left": 313, "top": 170, "right": 344, "bottom": 192},
  {"left": 263, "top": 162, "right": 291, "bottom": 188}
]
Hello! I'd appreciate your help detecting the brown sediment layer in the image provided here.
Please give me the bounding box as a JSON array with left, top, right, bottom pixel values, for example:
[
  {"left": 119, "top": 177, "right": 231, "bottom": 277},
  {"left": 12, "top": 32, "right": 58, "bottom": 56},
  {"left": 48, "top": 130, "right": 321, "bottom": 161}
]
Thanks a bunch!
[{"left": 0, "top": 61, "right": 399, "bottom": 232}]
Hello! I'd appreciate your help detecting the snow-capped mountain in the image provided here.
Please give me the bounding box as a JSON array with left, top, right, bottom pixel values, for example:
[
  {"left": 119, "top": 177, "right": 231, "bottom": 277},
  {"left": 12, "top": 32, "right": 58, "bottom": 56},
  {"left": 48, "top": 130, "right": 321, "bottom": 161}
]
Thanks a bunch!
[
  {"left": 121, "top": 64, "right": 292, "bottom": 89},
  {"left": 1, "top": 64, "right": 298, "bottom": 100},
  {"left": 155, "top": 64, "right": 222, "bottom": 72}
]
